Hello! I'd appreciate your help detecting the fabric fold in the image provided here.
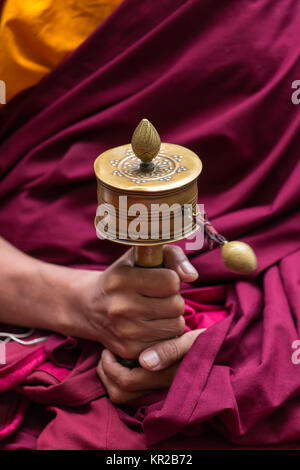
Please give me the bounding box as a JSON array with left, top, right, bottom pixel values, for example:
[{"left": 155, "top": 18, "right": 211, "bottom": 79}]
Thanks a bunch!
[{"left": 0, "top": 0, "right": 300, "bottom": 450}]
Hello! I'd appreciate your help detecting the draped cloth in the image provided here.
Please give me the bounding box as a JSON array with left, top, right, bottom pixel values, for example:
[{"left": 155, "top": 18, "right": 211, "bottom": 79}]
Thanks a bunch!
[
  {"left": 0, "top": 0, "right": 123, "bottom": 104},
  {"left": 0, "top": 0, "right": 300, "bottom": 449}
]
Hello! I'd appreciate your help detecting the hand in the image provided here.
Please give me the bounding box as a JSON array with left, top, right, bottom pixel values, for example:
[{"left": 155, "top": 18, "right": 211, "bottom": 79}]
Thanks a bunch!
[
  {"left": 0, "top": 238, "right": 198, "bottom": 351},
  {"left": 72, "top": 245, "right": 198, "bottom": 360},
  {"left": 97, "top": 329, "right": 205, "bottom": 404}
]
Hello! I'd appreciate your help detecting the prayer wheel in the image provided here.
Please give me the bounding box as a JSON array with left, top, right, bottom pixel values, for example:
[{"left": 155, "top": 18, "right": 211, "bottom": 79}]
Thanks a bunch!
[
  {"left": 94, "top": 119, "right": 257, "bottom": 364},
  {"left": 94, "top": 119, "right": 202, "bottom": 268},
  {"left": 94, "top": 118, "right": 257, "bottom": 273}
]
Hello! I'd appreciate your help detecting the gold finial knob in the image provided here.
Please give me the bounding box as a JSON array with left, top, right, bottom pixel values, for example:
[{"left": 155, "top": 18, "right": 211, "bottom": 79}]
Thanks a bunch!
[
  {"left": 221, "top": 241, "right": 257, "bottom": 274},
  {"left": 131, "top": 119, "right": 161, "bottom": 171}
]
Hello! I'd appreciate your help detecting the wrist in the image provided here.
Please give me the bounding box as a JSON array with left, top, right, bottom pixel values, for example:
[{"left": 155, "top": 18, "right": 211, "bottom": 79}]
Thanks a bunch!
[
  {"left": 49, "top": 264, "right": 106, "bottom": 341},
  {"left": 29, "top": 260, "right": 82, "bottom": 334},
  {"left": 0, "top": 237, "right": 107, "bottom": 339}
]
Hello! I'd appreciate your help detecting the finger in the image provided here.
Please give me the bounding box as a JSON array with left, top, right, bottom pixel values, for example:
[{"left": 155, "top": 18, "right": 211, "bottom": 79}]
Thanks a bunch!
[
  {"left": 104, "top": 336, "right": 148, "bottom": 360},
  {"left": 139, "top": 316, "right": 186, "bottom": 341},
  {"left": 135, "top": 294, "right": 185, "bottom": 320},
  {"left": 97, "top": 356, "right": 145, "bottom": 404},
  {"left": 108, "top": 265, "right": 180, "bottom": 298},
  {"left": 100, "top": 349, "right": 178, "bottom": 392},
  {"left": 107, "top": 249, "right": 182, "bottom": 298},
  {"left": 134, "top": 267, "right": 180, "bottom": 297},
  {"left": 111, "top": 314, "right": 185, "bottom": 342},
  {"left": 139, "top": 329, "right": 206, "bottom": 371},
  {"left": 163, "top": 245, "right": 198, "bottom": 282},
  {"left": 108, "top": 293, "right": 184, "bottom": 322}
]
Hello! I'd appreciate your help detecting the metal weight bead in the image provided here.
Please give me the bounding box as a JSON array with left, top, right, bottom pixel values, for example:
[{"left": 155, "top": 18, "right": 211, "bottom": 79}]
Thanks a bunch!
[{"left": 221, "top": 240, "right": 257, "bottom": 274}]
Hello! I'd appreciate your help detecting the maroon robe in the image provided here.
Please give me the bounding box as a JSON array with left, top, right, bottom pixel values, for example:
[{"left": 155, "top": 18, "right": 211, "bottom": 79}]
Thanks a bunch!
[{"left": 0, "top": 0, "right": 300, "bottom": 449}]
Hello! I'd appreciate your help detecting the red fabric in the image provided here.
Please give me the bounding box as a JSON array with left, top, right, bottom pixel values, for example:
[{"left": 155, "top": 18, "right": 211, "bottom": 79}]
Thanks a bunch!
[
  {"left": 0, "top": 0, "right": 300, "bottom": 449},
  {"left": 0, "top": 290, "right": 227, "bottom": 449}
]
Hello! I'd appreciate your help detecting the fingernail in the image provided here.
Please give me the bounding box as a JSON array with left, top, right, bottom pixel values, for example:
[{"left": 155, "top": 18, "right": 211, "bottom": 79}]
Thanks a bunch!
[
  {"left": 180, "top": 261, "right": 198, "bottom": 277},
  {"left": 141, "top": 350, "right": 160, "bottom": 369},
  {"left": 102, "top": 349, "right": 112, "bottom": 362},
  {"left": 101, "top": 349, "right": 108, "bottom": 360}
]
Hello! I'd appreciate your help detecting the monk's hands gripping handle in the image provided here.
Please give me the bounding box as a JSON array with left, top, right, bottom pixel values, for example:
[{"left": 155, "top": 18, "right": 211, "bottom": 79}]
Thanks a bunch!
[{"left": 97, "top": 245, "right": 198, "bottom": 363}]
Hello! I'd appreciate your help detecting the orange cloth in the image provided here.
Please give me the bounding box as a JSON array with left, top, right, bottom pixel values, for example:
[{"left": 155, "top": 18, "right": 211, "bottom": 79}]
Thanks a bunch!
[{"left": 0, "top": 0, "right": 122, "bottom": 104}]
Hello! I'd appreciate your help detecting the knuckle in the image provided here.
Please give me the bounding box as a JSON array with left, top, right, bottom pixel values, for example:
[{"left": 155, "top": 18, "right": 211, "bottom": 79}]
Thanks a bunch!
[
  {"left": 114, "top": 326, "right": 127, "bottom": 339},
  {"left": 118, "top": 373, "right": 132, "bottom": 391},
  {"left": 124, "top": 343, "right": 141, "bottom": 360},
  {"left": 165, "top": 244, "right": 183, "bottom": 258},
  {"left": 169, "top": 316, "right": 185, "bottom": 336},
  {"left": 173, "top": 295, "right": 185, "bottom": 316},
  {"left": 160, "top": 340, "right": 181, "bottom": 363},
  {"left": 171, "top": 245, "right": 184, "bottom": 256},
  {"left": 165, "top": 269, "right": 180, "bottom": 294},
  {"left": 116, "top": 342, "right": 140, "bottom": 360},
  {"left": 103, "top": 273, "right": 123, "bottom": 294},
  {"left": 109, "top": 388, "right": 124, "bottom": 404},
  {"left": 108, "top": 303, "right": 129, "bottom": 318},
  {"left": 115, "top": 323, "right": 135, "bottom": 340},
  {"left": 176, "top": 316, "right": 186, "bottom": 335}
]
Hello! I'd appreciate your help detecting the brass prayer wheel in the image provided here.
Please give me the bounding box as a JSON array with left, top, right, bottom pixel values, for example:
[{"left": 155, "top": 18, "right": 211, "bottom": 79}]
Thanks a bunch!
[
  {"left": 94, "top": 119, "right": 257, "bottom": 273},
  {"left": 94, "top": 119, "right": 202, "bottom": 267}
]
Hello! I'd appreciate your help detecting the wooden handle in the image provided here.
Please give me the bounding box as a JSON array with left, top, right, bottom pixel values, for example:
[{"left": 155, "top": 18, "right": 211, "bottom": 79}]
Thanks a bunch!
[{"left": 133, "top": 245, "right": 164, "bottom": 268}]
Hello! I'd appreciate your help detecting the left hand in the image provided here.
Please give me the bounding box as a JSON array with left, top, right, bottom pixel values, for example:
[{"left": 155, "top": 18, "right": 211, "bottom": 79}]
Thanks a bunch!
[{"left": 97, "top": 329, "right": 205, "bottom": 404}]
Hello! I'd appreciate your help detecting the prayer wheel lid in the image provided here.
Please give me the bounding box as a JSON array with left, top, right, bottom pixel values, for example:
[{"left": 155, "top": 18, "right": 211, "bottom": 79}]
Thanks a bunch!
[{"left": 94, "top": 119, "right": 202, "bottom": 192}]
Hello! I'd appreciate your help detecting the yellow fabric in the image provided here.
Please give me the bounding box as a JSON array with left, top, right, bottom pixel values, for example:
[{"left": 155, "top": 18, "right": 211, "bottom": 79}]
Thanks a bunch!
[{"left": 0, "top": 0, "right": 123, "bottom": 104}]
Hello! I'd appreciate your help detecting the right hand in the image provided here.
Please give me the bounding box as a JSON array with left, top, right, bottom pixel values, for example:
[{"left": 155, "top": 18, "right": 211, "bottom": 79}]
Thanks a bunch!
[{"left": 68, "top": 246, "right": 198, "bottom": 359}]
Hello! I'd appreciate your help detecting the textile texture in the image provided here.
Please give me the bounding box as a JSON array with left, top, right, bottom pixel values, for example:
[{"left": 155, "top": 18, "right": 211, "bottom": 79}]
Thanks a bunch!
[{"left": 0, "top": 0, "right": 299, "bottom": 449}]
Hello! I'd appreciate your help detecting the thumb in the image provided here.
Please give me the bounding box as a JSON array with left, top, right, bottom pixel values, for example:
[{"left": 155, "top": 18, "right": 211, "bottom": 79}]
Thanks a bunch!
[
  {"left": 163, "top": 245, "right": 198, "bottom": 283},
  {"left": 139, "top": 329, "right": 206, "bottom": 371}
]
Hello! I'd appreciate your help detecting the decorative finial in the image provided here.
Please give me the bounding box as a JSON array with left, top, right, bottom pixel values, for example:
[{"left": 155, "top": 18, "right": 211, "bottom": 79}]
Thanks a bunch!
[
  {"left": 131, "top": 119, "right": 161, "bottom": 171},
  {"left": 221, "top": 241, "right": 257, "bottom": 275}
]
